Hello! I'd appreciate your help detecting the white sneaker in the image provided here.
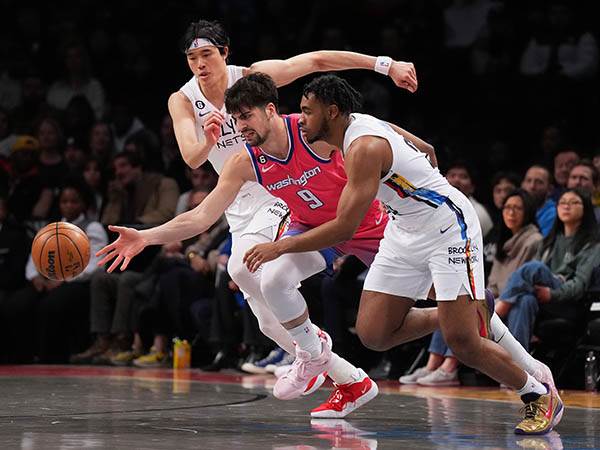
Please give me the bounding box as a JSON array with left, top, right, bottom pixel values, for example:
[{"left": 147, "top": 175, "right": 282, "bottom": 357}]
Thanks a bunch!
[
  {"left": 417, "top": 367, "right": 460, "bottom": 386},
  {"left": 274, "top": 364, "right": 293, "bottom": 379},
  {"left": 265, "top": 352, "right": 295, "bottom": 373},
  {"left": 399, "top": 366, "right": 432, "bottom": 384}
]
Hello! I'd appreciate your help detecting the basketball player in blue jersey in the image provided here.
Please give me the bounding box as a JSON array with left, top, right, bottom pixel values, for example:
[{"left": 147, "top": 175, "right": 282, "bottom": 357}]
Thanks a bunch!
[
  {"left": 168, "top": 19, "right": 418, "bottom": 376},
  {"left": 243, "top": 75, "right": 564, "bottom": 435}
]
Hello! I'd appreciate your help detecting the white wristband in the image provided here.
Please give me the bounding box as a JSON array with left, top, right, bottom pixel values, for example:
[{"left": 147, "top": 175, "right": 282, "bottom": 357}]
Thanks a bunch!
[{"left": 374, "top": 56, "right": 393, "bottom": 76}]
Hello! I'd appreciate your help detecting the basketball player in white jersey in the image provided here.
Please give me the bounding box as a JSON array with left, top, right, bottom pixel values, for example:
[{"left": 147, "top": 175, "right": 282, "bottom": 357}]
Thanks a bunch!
[
  {"left": 243, "top": 75, "right": 564, "bottom": 435},
  {"left": 169, "top": 20, "right": 417, "bottom": 377}
]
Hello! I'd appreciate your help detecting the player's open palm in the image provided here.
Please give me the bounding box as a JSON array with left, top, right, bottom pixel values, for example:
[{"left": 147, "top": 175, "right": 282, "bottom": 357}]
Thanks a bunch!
[
  {"left": 389, "top": 61, "right": 418, "bottom": 93},
  {"left": 96, "top": 225, "right": 147, "bottom": 273}
]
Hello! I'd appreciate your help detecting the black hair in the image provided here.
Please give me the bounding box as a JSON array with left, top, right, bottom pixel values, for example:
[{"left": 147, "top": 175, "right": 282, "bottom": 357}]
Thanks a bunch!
[
  {"left": 445, "top": 159, "right": 474, "bottom": 177},
  {"left": 113, "top": 150, "right": 142, "bottom": 168},
  {"left": 491, "top": 171, "right": 521, "bottom": 189},
  {"left": 542, "top": 188, "right": 599, "bottom": 257},
  {"left": 495, "top": 189, "right": 538, "bottom": 262},
  {"left": 302, "top": 74, "right": 362, "bottom": 115},
  {"left": 180, "top": 20, "right": 230, "bottom": 55},
  {"left": 60, "top": 176, "right": 94, "bottom": 211},
  {"left": 225, "top": 73, "right": 279, "bottom": 115}
]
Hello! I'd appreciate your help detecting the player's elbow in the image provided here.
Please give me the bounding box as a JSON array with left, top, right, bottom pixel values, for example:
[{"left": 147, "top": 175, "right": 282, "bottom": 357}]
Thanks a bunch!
[
  {"left": 181, "top": 149, "right": 203, "bottom": 170},
  {"left": 310, "top": 52, "right": 327, "bottom": 71}
]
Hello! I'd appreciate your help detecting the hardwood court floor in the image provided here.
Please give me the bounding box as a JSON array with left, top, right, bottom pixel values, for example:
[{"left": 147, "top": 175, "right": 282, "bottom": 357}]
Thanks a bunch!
[{"left": 0, "top": 365, "right": 597, "bottom": 449}]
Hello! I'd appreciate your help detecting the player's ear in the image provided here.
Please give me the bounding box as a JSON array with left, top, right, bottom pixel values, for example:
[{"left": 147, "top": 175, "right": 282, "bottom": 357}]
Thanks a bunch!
[
  {"left": 221, "top": 46, "right": 229, "bottom": 61},
  {"left": 327, "top": 104, "right": 340, "bottom": 120}
]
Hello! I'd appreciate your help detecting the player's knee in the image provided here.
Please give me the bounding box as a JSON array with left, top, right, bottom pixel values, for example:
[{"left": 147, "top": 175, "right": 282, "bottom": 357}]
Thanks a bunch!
[
  {"left": 227, "top": 254, "right": 253, "bottom": 288},
  {"left": 356, "top": 321, "right": 390, "bottom": 351},
  {"left": 259, "top": 266, "right": 291, "bottom": 297}
]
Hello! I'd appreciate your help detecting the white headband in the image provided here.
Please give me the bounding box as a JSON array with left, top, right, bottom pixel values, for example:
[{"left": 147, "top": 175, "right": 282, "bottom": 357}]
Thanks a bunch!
[{"left": 187, "top": 38, "right": 216, "bottom": 53}]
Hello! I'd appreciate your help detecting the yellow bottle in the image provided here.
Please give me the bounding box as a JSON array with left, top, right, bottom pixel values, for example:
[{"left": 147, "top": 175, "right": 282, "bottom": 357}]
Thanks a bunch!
[{"left": 173, "top": 338, "right": 191, "bottom": 369}]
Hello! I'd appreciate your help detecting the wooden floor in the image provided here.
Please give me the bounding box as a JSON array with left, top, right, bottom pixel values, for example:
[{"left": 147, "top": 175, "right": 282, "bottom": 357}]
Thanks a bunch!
[{"left": 0, "top": 365, "right": 598, "bottom": 449}]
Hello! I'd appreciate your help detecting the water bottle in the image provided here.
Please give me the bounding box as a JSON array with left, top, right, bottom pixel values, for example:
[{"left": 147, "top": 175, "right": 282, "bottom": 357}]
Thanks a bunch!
[{"left": 585, "top": 351, "right": 598, "bottom": 392}]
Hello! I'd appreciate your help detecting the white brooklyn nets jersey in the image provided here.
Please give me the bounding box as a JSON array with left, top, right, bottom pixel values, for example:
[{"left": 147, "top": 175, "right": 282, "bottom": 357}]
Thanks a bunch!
[
  {"left": 179, "top": 66, "right": 281, "bottom": 233},
  {"left": 343, "top": 113, "right": 467, "bottom": 230}
]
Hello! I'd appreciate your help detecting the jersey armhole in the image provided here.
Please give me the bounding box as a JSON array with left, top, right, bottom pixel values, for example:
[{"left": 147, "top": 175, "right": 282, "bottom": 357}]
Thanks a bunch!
[{"left": 245, "top": 145, "right": 262, "bottom": 185}]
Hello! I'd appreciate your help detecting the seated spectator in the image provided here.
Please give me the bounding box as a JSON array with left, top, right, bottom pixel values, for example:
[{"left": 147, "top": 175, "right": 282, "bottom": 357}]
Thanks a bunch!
[
  {"left": 483, "top": 171, "right": 521, "bottom": 273},
  {"left": 0, "top": 194, "right": 30, "bottom": 302},
  {"left": 0, "top": 108, "right": 17, "bottom": 158},
  {"left": 0, "top": 180, "right": 107, "bottom": 363},
  {"left": 176, "top": 164, "right": 219, "bottom": 215},
  {"left": 521, "top": 164, "right": 556, "bottom": 237},
  {"left": 123, "top": 129, "right": 161, "bottom": 174},
  {"left": 63, "top": 136, "right": 87, "bottom": 174},
  {"left": 82, "top": 156, "right": 107, "bottom": 221},
  {"left": 47, "top": 41, "right": 105, "bottom": 119},
  {"left": 109, "top": 100, "right": 145, "bottom": 152},
  {"left": 89, "top": 121, "right": 115, "bottom": 167},
  {"left": 566, "top": 159, "right": 600, "bottom": 222},
  {"left": 10, "top": 69, "right": 56, "bottom": 135},
  {"left": 551, "top": 149, "right": 579, "bottom": 201},
  {"left": 7, "top": 136, "right": 53, "bottom": 222},
  {"left": 445, "top": 161, "right": 493, "bottom": 237},
  {"left": 35, "top": 116, "right": 67, "bottom": 191},
  {"left": 111, "top": 188, "right": 229, "bottom": 367},
  {"left": 496, "top": 188, "right": 600, "bottom": 350},
  {"left": 159, "top": 113, "right": 189, "bottom": 192},
  {"left": 101, "top": 151, "right": 179, "bottom": 226},
  {"left": 64, "top": 95, "right": 95, "bottom": 145},
  {"left": 488, "top": 190, "right": 543, "bottom": 299}
]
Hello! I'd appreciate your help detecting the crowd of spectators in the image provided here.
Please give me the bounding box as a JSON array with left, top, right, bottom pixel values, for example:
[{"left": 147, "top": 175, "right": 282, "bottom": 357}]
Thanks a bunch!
[{"left": 0, "top": 0, "right": 599, "bottom": 388}]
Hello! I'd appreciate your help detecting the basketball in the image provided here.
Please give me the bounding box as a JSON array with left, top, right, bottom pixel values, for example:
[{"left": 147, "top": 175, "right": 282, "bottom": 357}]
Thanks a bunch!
[{"left": 31, "top": 222, "right": 91, "bottom": 281}]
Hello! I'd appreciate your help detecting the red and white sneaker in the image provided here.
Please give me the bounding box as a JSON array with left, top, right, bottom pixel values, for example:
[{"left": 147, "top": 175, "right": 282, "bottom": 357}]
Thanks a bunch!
[
  {"left": 303, "top": 371, "right": 328, "bottom": 396},
  {"left": 311, "top": 369, "right": 378, "bottom": 418}
]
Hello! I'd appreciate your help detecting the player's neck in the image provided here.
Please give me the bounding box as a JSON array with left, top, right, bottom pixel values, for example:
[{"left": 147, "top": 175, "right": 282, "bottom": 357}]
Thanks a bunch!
[
  {"left": 259, "top": 115, "right": 289, "bottom": 158},
  {"left": 197, "top": 73, "right": 228, "bottom": 109},
  {"left": 328, "top": 116, "right": 352, "bottom": 149}
]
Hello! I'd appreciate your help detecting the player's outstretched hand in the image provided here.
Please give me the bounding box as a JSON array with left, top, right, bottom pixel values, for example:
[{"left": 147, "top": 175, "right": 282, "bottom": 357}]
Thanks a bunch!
[
  {"left": 389, "top": 61, "right": 418, "bottom": 93},
  {"left": 203, "top": 111, "right": 224, "bottom": 146},
  {"left": 243, "top": 242, "right": 282, "bottom": 273},
  {"left": 96, "top": 225, "right": 147, "bottom": 273}
]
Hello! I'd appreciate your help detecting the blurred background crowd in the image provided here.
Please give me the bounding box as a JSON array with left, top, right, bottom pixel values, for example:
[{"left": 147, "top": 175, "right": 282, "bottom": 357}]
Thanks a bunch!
[{"left": 0, "top": 0, "right": 599, "bottom": 389}]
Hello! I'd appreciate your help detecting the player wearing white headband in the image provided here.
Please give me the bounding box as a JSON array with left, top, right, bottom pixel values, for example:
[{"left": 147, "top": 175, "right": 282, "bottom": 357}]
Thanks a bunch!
[{"left": 168, "top": 19, "right": 417, "bottom": 380}]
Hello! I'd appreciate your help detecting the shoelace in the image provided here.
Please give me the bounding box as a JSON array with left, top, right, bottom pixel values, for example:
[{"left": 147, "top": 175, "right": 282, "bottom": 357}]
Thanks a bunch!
[
  {"left": 520, "top": 402, "right": 539, "bottom": 421},
  {"left": 326, "top": 384, "right": 352, "bottom": 406}
]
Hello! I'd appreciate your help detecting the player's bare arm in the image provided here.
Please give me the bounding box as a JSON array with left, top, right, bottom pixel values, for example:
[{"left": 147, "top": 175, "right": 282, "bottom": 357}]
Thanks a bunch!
[
  {"left": 243, "top": 136, "right": 385, "bottom": 272},
  {"left": 168, "top": 91, "right": 224, "bottom": 169},
  {"left": 386, "top": 121, "right": 438, "bottom": 168},
  {"left": 245, "top": 51, "right": 418, "bottom": 92},
  {"left": 97, "top": 152, "right": 255, "bottom": 273}
]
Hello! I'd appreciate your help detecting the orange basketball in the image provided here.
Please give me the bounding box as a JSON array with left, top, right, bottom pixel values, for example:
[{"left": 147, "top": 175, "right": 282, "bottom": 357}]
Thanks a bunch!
[{"left": 31, "top": 222, "right": 91, "bottom": 281}]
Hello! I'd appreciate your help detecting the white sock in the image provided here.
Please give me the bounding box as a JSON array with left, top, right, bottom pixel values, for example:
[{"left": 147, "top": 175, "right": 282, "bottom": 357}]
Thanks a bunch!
[
  {"left": 491, "top": 313, "right": 540, "bottom": 376},
  {"left": 289, "top": 318, "right": 322, "bottom": 358},
  {"left": 516, "top": 373, "right": 548, "bottom": 397},
  {"left": 328, "top": 353, "right": 362, "bottom": 385}
]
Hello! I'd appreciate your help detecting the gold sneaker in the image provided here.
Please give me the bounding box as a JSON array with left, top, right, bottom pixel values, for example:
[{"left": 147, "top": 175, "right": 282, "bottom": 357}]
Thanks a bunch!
[
  {"left": 515, "top": 387, "right": 564, "bottom": 435},
  {"left": 133, "top": 348, "right": 168, "bottom": 368},
  {"left": 110, "top": 349, "right": 142, "bottom": 366}
]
